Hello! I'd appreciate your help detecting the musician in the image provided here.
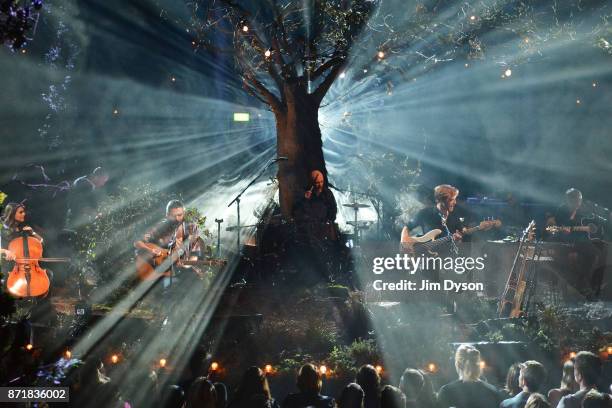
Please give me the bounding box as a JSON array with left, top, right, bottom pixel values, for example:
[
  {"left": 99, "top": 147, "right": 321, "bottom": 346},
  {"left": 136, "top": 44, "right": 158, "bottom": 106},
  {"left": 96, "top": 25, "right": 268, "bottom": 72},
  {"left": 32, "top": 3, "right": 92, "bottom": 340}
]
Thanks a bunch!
[
  {"left": 1, "top": 203, "right": 44, "bottom": 270},
  {"left": 547, "top": 188, "right": 605, "bottom": 299},
  {"left": 401, "top": 184, "right": 464, "bottom": 249},
  {"left": 548, "top": 188, "right": 589, "bottom": 242},
  {"left": 293, "top": 170, "right": 337, "bottom": 223},
  {"left": 134, "top": 200, "right": 202, "bottom": 286}
]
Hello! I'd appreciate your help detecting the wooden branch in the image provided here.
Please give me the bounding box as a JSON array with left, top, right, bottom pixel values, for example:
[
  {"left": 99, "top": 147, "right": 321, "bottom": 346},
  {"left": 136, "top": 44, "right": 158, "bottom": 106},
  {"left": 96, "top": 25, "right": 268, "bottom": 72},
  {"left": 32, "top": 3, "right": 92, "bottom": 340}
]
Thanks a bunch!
[
  {"left": 244, "top": 72, "right": 283, "bottom": 112},
  {"left": 313, "top": 58, "right": 345, "bottom": 104},
  {"left": 312, "top": 56, "right": 344, "bottom": 80}
]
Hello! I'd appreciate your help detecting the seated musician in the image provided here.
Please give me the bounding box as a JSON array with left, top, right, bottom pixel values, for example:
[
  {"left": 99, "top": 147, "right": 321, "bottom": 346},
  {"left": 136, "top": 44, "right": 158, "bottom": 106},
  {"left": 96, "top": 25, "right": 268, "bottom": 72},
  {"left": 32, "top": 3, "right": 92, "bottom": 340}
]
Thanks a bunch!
[
  {"left": 547, "top": 188, "right": 604, "bottom": 298},
  {"left": 293, "top": 170, "right": 337, "bottom": 223},
  {"left": 134, "top": 200, "right": 202, "bottom": 285},
  {"left": 401, "top": 184, "right": 463, "bottom": 252},
  {"left": 1, "top": 203, "right": 44, "bottom": 264}
]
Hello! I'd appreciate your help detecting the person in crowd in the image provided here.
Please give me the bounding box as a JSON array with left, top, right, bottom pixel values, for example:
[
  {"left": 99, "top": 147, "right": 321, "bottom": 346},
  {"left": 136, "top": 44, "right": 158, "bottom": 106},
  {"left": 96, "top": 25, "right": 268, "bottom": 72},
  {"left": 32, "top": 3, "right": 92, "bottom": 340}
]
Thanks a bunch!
[
  {"left": 501, "top": 360, "right": 547, "bottom": 408},
  {"left": 505, "top": 363, "right": 523, "bottom": 397},
  {"left": 558, "top": 352, "right": 602, "bottom": 408},
  {"left": 582, "top": 390, "right": 612, "bottom": 408},
  {"left": 437, "top": 345, "right": 502, "bottom": 408},
  {"left": 526, "top": 393, "right": 551, "bottom": 408},
  {"left": 380, "top": 385, "right": 406, "bottom": 408},
  {"left": 398, "top": 368, "right": 436, "bottom": 408},
  {"left": 228, "top": 366, "right": 279, "bottom": 408},
  {"left": 355, "top": 364, "right": 381, "bottom": 408},
  {"left": 337, "top": 383, "right": 364, "bottom": 408},
  {"left": 549, "top": 360, "right": 579, "bottom": 408},
  {"left": 183, "top": 377, "right": 217, "bottom": 408},
  {"left": 283, "top": 363, "right": 334, "bottom": 408}
]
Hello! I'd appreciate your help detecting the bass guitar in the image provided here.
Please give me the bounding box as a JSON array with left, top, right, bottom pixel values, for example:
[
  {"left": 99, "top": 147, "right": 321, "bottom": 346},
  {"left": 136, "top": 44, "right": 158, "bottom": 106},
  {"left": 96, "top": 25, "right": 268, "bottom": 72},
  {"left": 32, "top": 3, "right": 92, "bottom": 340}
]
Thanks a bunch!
[
  {"left": 546, "top": 218, "right": 602, "bottom": 240},
  {"left": 400, "top": 219, "right": 502, "bottom": 255}
]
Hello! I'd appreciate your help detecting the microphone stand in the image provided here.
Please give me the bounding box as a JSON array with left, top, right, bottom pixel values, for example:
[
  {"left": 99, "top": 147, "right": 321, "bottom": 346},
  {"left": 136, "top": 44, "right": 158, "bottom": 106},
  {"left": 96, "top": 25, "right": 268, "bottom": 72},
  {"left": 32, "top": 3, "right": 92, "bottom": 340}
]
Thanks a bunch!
[{"left": 227, "top": 158, "right": 284, "bottom": 254}]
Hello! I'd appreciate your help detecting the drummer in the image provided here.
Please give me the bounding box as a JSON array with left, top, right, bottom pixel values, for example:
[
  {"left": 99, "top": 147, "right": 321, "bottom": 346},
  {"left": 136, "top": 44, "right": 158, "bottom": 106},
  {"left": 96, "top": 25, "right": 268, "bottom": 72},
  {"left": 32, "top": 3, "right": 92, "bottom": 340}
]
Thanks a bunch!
[{"left": 293, "top": 170, "right": 337, "bottom": 223}]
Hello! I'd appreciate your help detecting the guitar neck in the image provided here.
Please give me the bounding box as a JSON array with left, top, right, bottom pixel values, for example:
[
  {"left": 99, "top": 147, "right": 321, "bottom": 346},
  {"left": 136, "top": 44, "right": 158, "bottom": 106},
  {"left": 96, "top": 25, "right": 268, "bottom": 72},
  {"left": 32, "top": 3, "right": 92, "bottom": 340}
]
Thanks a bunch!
[{"left": 419, "top": 225, "right": 486, "bottom": 251}]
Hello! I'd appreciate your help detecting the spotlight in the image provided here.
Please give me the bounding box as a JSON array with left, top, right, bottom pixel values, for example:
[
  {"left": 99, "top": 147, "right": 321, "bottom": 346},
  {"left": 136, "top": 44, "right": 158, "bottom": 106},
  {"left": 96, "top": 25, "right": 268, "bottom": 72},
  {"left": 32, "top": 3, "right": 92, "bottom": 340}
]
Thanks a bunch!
[
  {"left": 21, "top": 49, "right": 27, "bottom": 54},
  {"left": 191, "top": 41, "right": 196, "bottom": 46},
  {"left": 210, "top": 362, "right": 219, "bottom": 371},
  {"left": 159, "top": 358, "right": 167, "bottom": 368},
  {"left": 524, "top": 38, "right": 530, "bottom": 44},
  {"left": 242, "top": 25, "right": 249, "bottom": 32},
  {"left": 592, "top": 82, "right": 597, "bottom": 87},
  {"left": 504, "top": 68, "right": 512, "bottom": 77},
  {"left": 111, "top": 354, "right": 119, "bottom": 364},
  {"left": 375, "top": 365, "right": 383, "bottom": 374},
  {"left": 112, "top": 108, "right": 119, "bottom": 115},
  {"left": 26, "top": 343, "right": 33, "bottom": 351},
  {"left": 480, "top": 360, "right": 486, "bottom": 369},
  {"left": 319, "top": 365, "right": 327, "bottom": 375},
  {"left": 264, "top": 49, "right": 271, "bottom": 58},
  {"left": 576, "top": 99, "right": 581, "bottom": 105},
  {"left": 569, "top": 352, "right": 577, "bottom": 358},
  {"left": 465, "top": 63, "right": 469, "bottom": 68},
  {"left": 377, "top": 51, "right": 385, "bottom": 60},
  {"left": 264, "top": 364, "right": 273, "bottom": 374},
  {"left": 64, "top": 350, "right": 72, "bottom": 359},
  {"left": 470, "top": 15, "right": 477, "bottom": 21},
  {"left": 607, "top": 346, "right": 612, "bottom": 354},
  {"left": 363, "top": 69, "right": 368, "bottom": 73},
  {"left": 339, "top": 72, "right": 346, "bottom": 79},
  {"left": 427, "top": 363, "right": 437, "bottom": 373}
]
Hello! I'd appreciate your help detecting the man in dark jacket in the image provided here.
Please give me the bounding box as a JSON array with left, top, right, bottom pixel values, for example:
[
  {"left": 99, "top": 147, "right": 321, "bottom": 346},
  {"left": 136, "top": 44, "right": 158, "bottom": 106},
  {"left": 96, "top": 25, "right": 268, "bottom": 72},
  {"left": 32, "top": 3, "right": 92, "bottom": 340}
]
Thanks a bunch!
[{"left": 501, "top": 360, "right": 547, "bottom": 408}]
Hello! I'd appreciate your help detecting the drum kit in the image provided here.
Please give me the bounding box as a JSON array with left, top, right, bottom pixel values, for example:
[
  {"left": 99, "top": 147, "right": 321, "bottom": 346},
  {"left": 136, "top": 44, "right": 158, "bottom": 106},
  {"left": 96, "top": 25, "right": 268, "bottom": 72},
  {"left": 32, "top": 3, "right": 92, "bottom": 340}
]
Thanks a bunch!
[{"left": 343, "top": 202, "right": 373, "bottom": 244}]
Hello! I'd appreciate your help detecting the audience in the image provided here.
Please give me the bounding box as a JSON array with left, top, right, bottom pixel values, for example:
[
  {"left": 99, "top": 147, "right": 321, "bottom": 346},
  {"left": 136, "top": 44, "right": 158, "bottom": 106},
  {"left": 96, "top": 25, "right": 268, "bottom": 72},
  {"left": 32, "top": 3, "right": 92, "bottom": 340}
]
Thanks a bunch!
[
  {"left": 356, "top": 364, "right": 381, "bottom": 408},
  {"left": 398, "top": 368, "right": 436, "bottom": 408},
  {"left": 282, "top": 363, "right": 334, "bottom": 408},
  {"left": 549, "top": 360, "right": 579, "bottom": 408},
  {"left": 380, "top": 385, "right": 406, "bottom": 408},
  {"left": 337, "top": 383, "right": 364, "bottom": 408},
  {"left": 501, "top": 360, "right": 547, "bottom": 408},
  {"left": 558, "top": 352, "right": 602, "bottom": 408},
  {"left": 437, "top": 344, "right": 502, "bottom": 408},
  {"left": 526, "top": 393, "right": 551, "bottom": 408},
  {"left": 582, "top": 390, "right": 612, "bottom": 408},
  {"left": 228, "top": 366, "right": 280, "bottom": 408},
  {"left": 506, "top": 363, "right": 523, "bottom": 397},
  {"left": 183, "top": 377, "right": 217, "bottom": 408}
]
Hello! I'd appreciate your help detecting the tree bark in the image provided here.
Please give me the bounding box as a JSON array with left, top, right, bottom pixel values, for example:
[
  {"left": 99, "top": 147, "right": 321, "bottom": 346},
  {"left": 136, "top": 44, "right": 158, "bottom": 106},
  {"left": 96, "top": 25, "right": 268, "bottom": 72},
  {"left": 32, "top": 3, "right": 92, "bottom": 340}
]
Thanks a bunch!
[{"left": 275, "top": 82, "right": 326, "bottom": 218}]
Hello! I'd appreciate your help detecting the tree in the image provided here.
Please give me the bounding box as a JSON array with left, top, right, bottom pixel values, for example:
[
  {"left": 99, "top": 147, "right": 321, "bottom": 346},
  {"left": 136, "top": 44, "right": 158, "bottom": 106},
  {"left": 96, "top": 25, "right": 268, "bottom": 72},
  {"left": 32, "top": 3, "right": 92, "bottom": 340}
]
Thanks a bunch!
[{"left": 180, "top": 0, "right": 609, "bottom": 217}]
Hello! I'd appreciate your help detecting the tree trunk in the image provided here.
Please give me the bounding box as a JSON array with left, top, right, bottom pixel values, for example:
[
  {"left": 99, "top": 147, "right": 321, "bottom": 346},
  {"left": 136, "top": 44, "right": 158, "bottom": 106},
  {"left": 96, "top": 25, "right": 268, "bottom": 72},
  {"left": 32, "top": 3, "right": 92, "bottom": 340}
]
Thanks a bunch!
[{"left": 275, "top": 84, "right": 326, "bottom": 218}]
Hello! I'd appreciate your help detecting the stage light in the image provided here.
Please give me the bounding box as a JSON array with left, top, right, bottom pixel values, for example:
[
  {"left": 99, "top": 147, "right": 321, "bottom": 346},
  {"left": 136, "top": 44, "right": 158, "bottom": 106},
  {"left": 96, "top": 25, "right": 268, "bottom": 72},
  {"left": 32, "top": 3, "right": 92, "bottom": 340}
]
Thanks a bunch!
[
  {"left": 242, "top": 25, "right": 249, "bottom": 32},
  {"left": 375, "top": 365, "right": 383, "bottom": 374},
  {"left": 233, "top": 112, "right": 250, "bottom": 122},
  {"left": 470, "top": 15, "right": 477, "bottom": 21},
  {"left": 576, "top": 99, "right": 581, "bottom": 105},
  {"left": 569, "top": 352, "right": 577, "bottom": 358},
  {"left": 465, "top": 63, "right": 469, "bottom": 68},
  {"left": 339, "top": 72, "right": 346, "bottom": 79},
  {"left": 26, "top": 343, "right": 33, "bottom": 351},
  {"left": 210, "top": 361, "right": 219, "bottom": 371},
  {"left": 111, "top": 354, "right": 119, "bottom": 364},
  {"left": 171, "top": 76, "right": 176, "bottom": 82},
  {"left": 592, "top": 82, "right": 597, "bottom": 87},
  {"left": 427, "top": 363, "right": 437, "bottom": 372},
  {"left": 524, "top": 38, "right": 530, "bottom": 43},
  {"left": 377, "top": 51, "right": 385, "bottom": 60},
  {"left": 363, "top": 69, "right": 368, "bottom": 73},
  {"left": 264, "top": 364, "right": 273, "bottom": 374},
  {"left": 159, "top": 358, "right": 167, "bottom": 368},
  {"left": 113, "top": 108, "right": 119, "bottom": 115},
  {"left": 480, "top": 360, "right": 486, "bottom": 369},
  {"left": 607, "top": 346, "right": 612, "bottom": 354},
  {"left": 319, "top": 365, "right": 327, "bottom": 375},
  {"left": 21, "top": 49, "right": 27, "bottom": 54},
  {"left": 64, "top": 350, "right": 72, "bottom": 359},
  {"left": 264, "top": 49, "right": 271, "bottom": 58},
  {"left": 504, "top": 68, "right": 512, "bottom": 77},
  {"left": 191, "top": 41, "right": 196, "bottom": 46}
]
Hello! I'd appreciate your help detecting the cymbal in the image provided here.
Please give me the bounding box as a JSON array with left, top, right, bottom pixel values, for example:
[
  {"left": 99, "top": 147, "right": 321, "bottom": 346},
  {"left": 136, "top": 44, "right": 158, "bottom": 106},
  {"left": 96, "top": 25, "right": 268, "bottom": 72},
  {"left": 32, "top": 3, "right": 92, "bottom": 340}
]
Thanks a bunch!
[
  {"left": 346, "top": 221, "right": 372, "bottom": 229},
  {"left": 343, "top": 203, "right": 371, "bottom": 209}
]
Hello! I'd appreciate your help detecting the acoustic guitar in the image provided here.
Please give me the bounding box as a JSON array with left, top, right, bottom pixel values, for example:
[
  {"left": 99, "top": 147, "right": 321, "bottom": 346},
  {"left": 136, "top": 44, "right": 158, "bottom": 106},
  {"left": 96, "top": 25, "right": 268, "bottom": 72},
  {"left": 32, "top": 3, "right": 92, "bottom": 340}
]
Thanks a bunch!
[{"left": 136, "top": 242, "right": 226, "bottom": 281}]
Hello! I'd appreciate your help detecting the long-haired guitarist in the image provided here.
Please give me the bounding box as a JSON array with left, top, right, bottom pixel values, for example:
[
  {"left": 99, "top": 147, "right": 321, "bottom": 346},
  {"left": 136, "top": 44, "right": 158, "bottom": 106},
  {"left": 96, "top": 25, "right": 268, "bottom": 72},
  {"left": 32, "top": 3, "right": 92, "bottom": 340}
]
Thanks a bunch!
[
  {"left": 134, "top": 199, "right": 202, "bottom": 286},
  {"left": 401, "top": 184, "right": 464, "bottom": 253}
]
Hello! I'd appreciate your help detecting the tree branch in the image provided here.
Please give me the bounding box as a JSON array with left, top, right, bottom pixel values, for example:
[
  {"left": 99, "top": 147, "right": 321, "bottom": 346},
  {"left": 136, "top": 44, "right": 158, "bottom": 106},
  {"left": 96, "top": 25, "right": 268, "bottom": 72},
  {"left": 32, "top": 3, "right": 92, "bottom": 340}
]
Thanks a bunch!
[
  {"left": 313, "top": 58, "right": 345, "bottom": 104},
  {"left": 244, "top": 72, "right": 283, "bottom": 113},
  {"left": 312, "top": 56, "right": 344, "bottom": 80}
]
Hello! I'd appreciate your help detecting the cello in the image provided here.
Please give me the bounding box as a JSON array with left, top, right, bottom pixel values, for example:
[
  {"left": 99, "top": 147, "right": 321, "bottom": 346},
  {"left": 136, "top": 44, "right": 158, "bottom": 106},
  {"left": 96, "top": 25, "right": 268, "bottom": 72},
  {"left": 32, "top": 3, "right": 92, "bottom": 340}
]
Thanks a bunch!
[{"left": 4, "top": 231, "right": 68, "bottom": 298}]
